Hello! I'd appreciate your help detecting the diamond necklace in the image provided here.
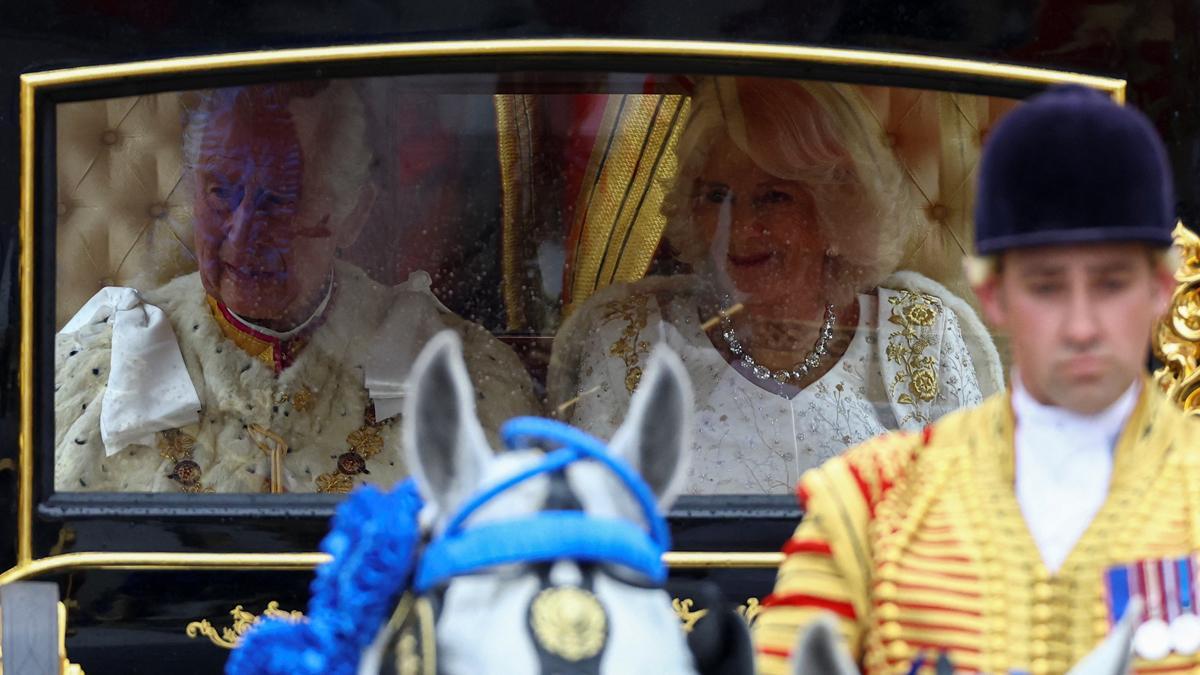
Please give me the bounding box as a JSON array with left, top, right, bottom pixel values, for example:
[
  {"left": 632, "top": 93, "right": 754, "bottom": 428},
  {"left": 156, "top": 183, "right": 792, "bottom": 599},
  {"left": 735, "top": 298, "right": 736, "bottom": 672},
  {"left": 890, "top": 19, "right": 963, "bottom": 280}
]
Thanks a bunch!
[{"left": 718, "top": 298, "right": 837, "bottom": 385}]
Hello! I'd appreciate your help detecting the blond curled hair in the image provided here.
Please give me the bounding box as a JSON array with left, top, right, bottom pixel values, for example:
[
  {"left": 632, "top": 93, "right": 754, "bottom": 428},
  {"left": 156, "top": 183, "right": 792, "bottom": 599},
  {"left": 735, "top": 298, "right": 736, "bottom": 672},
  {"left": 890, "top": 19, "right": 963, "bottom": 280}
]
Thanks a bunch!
[{"left": 663, "top": 77, "right": 923, "bottom": 292}]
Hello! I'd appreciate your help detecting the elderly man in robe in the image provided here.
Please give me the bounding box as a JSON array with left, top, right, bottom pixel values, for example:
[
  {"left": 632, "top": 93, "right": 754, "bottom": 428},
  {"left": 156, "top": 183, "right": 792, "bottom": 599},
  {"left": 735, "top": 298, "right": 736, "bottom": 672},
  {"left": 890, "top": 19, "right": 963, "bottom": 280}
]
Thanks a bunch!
[{"left": 55, "top": 82, "right": 536, "bottom": 494}]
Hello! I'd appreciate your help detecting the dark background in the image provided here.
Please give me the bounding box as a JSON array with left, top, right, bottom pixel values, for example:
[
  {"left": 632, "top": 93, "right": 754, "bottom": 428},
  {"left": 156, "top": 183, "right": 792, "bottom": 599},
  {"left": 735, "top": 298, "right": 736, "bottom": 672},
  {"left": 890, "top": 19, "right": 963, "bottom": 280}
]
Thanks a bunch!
[{"left": 0, "top": 1, "right": 1196, "bottom": 671}]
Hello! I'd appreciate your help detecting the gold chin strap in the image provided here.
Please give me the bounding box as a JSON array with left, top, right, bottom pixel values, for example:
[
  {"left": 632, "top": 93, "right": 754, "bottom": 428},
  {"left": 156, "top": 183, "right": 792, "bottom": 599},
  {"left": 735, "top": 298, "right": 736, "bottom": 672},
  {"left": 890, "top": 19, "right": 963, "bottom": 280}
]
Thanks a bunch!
[{"left": 247, "top": 424, "right": 287, "bottom": 494}]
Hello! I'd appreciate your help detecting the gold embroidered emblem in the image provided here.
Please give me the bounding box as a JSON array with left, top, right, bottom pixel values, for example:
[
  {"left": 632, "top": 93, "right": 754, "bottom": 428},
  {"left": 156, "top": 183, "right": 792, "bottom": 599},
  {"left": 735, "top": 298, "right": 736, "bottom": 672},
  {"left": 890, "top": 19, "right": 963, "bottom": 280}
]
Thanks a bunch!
[
  {"left": 290, "top": 385, "right": 316, "bottom": 412},
  {"left": 529, "top": 587, "right": 607, "bottom": 661},
  {"left": 885, "top": 290, "right": 943, "bottom": 424}
]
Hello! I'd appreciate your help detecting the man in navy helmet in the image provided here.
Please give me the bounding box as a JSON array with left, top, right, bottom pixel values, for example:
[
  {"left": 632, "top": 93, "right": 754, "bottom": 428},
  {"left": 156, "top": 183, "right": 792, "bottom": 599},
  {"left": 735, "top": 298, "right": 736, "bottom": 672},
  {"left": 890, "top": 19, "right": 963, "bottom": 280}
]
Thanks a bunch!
[{"left": 754, "top": 85, "right": 1199, "bottom": 674}]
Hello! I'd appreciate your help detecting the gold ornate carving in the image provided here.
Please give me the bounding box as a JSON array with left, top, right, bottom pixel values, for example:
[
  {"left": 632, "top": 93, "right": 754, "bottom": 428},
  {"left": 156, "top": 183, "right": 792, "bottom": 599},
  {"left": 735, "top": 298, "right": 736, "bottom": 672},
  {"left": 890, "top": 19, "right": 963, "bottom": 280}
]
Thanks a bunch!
[
  {"left": 1155, "top": 223, "right": 1200, "bottom": 414},
  {"left": 674, "top": 597, "right": 763, "bottom": 632},
  {"left": 672, "top": 597, "right": 710, "bottom": 633},
  {"left": 529, "top": 587, "right": 608, "bottom": 661},
  {"left": 737, "top": 597, "right": 763, "bottom": 625},
  {"left": 885, "top": 290, "right": 942, "bottom": 424},
  {"left": 185, "top": 601, "right": 305, "bottom": 649}
]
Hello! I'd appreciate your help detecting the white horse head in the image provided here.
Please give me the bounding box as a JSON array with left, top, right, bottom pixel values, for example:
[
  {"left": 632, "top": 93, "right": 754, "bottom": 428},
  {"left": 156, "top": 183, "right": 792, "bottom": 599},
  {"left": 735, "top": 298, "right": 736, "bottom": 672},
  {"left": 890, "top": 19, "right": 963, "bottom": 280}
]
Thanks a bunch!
[{"left": 362, "top": 330, "right": 698, "bottom": 675}]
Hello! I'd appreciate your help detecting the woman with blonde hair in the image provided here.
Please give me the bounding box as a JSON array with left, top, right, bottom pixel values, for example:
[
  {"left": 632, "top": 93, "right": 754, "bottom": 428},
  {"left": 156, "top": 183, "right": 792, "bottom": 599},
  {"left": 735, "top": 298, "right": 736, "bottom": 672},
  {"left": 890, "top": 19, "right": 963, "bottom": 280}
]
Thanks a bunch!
[{"left": 551, "top": 77, "right": 1001, "bottom": 495}]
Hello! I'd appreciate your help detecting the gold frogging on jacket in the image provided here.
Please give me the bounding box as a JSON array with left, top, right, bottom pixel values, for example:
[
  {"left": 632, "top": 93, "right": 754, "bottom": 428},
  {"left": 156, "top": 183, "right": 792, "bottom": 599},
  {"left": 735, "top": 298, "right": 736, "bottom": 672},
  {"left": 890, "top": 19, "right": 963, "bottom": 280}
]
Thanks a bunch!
[{"left": 753, "top": 385, "right": 1200, "bottom": 675}]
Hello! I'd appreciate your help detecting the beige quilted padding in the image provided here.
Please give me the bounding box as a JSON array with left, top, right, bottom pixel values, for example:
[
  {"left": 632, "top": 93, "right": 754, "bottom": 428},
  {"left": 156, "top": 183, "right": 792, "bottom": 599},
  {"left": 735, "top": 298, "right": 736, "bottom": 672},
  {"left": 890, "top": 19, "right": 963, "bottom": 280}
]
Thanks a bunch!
[
  {"left": 55, "top": 93, "right": 198, "bottom": 328},
  {"left": 859, "top": 86, "right": 1018, "bottom": 303},
  {"left": 51, "top": 83, "right": 1019, "bottom": 329}
]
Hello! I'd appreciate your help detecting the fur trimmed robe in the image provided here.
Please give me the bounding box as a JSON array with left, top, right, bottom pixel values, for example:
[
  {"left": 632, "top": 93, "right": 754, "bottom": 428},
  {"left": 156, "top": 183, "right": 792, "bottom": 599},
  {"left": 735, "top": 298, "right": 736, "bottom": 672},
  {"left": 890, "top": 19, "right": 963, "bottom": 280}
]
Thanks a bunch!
[{"left": 55, "top": 263, "right": 537, "bottom": 493}]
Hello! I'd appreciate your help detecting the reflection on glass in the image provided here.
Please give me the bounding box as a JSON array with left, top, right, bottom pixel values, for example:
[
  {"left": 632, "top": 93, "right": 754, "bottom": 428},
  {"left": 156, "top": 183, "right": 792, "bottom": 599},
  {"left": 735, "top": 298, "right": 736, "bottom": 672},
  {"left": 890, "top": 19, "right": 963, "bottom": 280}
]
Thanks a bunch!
[
  {"left": 51, "top": 72, "right": 1014, "bottom": 497},
  {"left": 552, "top": 78, "right": 1004, "bottom": 494},
  {"left": 54, "top": 81, "right": 536, "bottom": 493}
]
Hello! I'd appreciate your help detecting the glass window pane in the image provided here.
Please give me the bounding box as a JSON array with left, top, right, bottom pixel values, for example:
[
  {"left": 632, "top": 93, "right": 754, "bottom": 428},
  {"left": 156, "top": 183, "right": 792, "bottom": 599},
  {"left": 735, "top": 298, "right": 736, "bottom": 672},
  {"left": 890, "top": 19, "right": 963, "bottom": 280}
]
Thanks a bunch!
[{"left": 52, "top": 73, "right": 1020, "bottom": 496}]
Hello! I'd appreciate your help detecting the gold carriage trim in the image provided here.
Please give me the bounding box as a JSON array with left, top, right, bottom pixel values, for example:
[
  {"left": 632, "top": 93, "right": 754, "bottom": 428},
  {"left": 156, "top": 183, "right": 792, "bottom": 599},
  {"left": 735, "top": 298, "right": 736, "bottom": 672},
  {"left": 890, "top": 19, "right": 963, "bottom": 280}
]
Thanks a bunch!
[
  {"left": 184, "top": 601, "right": 305, "bottom": 649},
  {"left": 671, "top": 596, "right": 763, "bottom": 632},
  {"left": 672, "top": 597, "right": 709, "bottom": 633},
  {"left": 1155, "top": 223, "right": 1200, "bottom": 414}
]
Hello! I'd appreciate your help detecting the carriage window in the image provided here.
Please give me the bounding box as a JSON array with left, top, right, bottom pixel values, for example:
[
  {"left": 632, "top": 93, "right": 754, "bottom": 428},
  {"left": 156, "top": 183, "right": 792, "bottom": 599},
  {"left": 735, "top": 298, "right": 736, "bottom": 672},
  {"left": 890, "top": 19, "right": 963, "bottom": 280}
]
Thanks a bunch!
[{"left": 52, "top": 73, "right": 1020, "bottom": 495}]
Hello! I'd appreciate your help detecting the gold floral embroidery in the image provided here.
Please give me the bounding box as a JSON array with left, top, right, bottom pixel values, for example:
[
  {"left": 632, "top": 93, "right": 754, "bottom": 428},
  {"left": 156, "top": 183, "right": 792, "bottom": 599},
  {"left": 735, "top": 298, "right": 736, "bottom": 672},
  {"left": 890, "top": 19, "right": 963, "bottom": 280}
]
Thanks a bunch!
[
  {"left": 885, "top": 290, "right": 942, "bottom": 425},
  {"left": 603, "top": 294, "right": 652, "bottom": 393}
]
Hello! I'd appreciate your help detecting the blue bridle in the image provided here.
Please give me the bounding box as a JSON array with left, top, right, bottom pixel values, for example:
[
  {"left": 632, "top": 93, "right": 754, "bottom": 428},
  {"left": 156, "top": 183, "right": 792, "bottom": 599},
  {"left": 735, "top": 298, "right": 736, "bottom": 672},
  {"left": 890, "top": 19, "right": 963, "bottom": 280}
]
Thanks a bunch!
[{"left": 413, "top": 417, "right": 670, "bottom": 592}]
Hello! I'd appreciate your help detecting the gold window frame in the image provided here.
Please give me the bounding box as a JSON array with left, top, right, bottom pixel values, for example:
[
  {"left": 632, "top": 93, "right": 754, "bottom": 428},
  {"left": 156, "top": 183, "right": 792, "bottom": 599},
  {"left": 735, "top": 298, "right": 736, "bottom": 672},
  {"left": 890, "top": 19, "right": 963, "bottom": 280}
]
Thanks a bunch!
[{"left": 9, "top": 38, "right": 1126, "bottom": 582}]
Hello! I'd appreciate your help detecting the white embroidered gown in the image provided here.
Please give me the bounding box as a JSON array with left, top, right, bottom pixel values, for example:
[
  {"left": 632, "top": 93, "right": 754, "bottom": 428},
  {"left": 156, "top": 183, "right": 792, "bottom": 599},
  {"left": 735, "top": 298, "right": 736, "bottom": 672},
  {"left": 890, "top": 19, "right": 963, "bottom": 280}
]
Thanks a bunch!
[{"left": 551, "top": 271, "right": 1003, "bottom": 495}]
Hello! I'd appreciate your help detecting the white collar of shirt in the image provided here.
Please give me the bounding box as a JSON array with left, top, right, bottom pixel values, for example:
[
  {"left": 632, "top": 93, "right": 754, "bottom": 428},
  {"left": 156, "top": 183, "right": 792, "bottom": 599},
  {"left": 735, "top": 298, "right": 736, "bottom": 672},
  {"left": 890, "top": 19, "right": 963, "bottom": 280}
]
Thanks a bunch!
[
  {"left": 1011, "top": 374, "right": 1140, "bottom": 573},
  {"left": 226, "top": 274, "right": 334, "bottom": 340}
]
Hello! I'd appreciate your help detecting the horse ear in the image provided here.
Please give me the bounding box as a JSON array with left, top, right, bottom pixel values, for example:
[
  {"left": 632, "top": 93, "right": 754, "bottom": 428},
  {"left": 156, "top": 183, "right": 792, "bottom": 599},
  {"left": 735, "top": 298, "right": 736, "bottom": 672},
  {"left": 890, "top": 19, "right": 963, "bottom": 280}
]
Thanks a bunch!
[
  {"left": 607, "top": 345, "right": 693, "bottom": 509},
  {"left": 403, "top": 330, "right": 492, "bottom": 518}
]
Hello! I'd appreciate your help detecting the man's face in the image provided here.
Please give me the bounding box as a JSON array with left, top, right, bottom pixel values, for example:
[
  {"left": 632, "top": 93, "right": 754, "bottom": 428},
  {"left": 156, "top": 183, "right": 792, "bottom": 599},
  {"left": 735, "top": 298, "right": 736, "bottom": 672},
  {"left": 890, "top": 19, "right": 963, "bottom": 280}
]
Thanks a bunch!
[
  {"left": 977, "top": 243, "right": 1175, "bottom": 414},
  {"left": 192, "top": 91, "right": 345, "bottom": 328}
]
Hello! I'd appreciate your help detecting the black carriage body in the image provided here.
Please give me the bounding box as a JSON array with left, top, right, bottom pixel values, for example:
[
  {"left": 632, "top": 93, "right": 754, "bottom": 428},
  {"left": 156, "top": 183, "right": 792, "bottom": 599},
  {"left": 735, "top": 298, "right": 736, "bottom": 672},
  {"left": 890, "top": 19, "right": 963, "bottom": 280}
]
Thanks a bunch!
[{"left": 0, "top": 2, "right": 1197, "bottom": 673}]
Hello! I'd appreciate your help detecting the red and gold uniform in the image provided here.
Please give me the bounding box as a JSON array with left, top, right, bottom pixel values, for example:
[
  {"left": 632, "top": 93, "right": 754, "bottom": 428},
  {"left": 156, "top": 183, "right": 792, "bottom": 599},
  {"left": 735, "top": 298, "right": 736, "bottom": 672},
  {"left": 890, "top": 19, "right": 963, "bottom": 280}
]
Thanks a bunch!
[{"left": 754, "top": 385, "right": 1200, "bottom": 674}]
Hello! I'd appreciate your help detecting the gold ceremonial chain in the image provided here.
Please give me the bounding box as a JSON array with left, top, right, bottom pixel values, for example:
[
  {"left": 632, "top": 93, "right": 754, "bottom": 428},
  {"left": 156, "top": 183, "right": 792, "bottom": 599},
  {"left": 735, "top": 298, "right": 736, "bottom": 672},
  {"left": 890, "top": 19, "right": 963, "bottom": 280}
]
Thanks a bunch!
[
  {"left": 315, "top": 404, "right": 389, "bottom": 494},
  {"left": 158, "top": 429, "right": 214, "bottom": 493}
]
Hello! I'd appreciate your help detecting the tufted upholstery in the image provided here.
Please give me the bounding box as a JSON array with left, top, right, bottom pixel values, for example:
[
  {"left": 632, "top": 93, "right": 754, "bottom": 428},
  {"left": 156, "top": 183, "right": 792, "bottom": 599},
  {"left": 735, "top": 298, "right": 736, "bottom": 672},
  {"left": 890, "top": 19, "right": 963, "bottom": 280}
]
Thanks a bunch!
[
  {"left": 858, "top": 86, "right": 1018, "bottom": 303},
  {"left": 55, "top": 93, "right": 198, "bottom": 328},
  {"left": 52, "top": 83, "right": 1019, "bottom": 329}
]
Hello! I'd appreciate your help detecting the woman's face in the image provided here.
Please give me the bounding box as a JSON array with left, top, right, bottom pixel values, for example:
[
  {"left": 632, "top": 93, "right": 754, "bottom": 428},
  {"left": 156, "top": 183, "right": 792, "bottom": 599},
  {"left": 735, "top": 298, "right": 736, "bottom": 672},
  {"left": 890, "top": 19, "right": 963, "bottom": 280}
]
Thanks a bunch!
[{"left": 691, "top": 133, "right": 828, "bottom": 311}]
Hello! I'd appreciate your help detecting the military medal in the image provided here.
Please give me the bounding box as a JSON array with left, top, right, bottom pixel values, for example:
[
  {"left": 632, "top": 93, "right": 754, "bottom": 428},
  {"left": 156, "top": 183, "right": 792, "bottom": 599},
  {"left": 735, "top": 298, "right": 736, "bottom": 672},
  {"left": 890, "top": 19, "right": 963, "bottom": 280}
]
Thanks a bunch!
[
  {"left": 1170, "top": 557, "right": 1200, "bottom": 655},
  {"left": 1133, "top": 559, "right": 1172, "bottom": 660}
]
